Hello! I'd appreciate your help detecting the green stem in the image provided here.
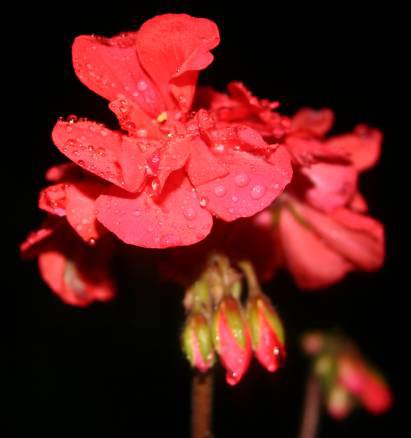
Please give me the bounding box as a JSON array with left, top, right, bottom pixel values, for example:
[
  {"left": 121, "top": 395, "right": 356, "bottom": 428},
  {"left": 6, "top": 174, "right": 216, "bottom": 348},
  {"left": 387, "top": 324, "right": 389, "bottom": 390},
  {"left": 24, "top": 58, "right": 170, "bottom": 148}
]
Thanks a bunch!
[
  {"left": 191, "top": 371, "right": 214, "bottom": 438},
  {"left": 299, "top": 375, "right": 321, "bottom": 438}
]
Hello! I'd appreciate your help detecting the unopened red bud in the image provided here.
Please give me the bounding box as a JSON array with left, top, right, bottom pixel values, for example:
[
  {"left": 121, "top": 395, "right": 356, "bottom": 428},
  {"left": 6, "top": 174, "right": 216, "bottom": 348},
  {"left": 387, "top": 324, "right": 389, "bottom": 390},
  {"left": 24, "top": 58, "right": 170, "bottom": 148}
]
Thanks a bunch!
[
  {"left": 326, "top": 385, "right": 353, "bottom": 420},
  {"left": 358, "top": 370, "right": 393, "bottom": 415},
  {"left": 246, "top": 296, "right": 286, "bottom": 372},
  {"left": 181, "top": 313, "right": 215, "bottom": 373},
  {"left": 212, "top": 296, "right": 252, "bottom": 385}
]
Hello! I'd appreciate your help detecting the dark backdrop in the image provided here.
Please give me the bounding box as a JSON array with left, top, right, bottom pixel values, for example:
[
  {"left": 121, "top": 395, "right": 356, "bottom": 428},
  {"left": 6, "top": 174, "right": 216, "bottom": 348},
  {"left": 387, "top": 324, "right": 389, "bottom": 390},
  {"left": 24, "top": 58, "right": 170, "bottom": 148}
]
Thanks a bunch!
[{"left": 10, "top": 2, "right": 404, "bottom": 437}]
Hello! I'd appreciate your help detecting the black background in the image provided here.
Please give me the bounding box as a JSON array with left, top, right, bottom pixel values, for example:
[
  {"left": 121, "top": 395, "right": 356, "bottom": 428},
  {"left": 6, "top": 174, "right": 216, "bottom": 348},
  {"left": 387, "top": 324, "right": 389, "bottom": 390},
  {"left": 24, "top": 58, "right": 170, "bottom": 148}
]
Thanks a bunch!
[{"left": 10, "top": 2, "right": 405, "bottom": 437}]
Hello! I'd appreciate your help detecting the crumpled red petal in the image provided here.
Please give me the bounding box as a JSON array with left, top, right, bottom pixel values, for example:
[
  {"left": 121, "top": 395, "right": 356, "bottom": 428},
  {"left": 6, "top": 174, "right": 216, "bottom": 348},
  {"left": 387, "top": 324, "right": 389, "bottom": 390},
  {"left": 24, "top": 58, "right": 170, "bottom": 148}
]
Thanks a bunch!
[
  {"left": 325, "top": 125, "right": 382, "bottom": 171},
  {"left": 136, "top": 14, "right": 220, "bottom": 110},
  {"left": 285, "top": 135, "right": 349, "bottom": 166},
  {"left": 95, "top": 170, "right": 213, "bottom": 248},
  {"left": 52, "top": 120, "right": 146, "bottom": 192},
  {"left": 291, "top": 108, "right": 334, "bottom": 137}
]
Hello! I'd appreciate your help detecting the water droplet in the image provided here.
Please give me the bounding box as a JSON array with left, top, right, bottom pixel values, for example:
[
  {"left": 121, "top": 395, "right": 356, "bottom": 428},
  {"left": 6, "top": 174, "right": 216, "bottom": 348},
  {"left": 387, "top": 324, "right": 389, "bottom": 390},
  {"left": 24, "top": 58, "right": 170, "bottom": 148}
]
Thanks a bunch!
[
  {"left": 232, "top": 195, "right": 239, "bottom": 203},
  {"left": 151, "top": 178, "right": 160, "bottom": 194},
  {"left": 273, "top": 183, "right": 279, "bottom": 190},
  {"left": 214, "top": 185, "right": 226, "bottom": 197},
  {"left": 67, "top": 115, "right": 78, "bottom": 124},
  {"left": 199, "top": 197, "right": 208, "bottom": 207},
  {"left": 226, "top": 371, "right": 239, "bottom": 386},
  {"left": 137, "top": 80, "right": 148, "bottom": 91},
  {"left": 88, "top": 238, "right": 96, "bottom": 246},
  {"left": 250, "top": 184, "right": 266, "bottom": 200},
  {"left": 136, "top": 129, "right": 148, "bottom": 138},
  {"left": 133, "top": 209, "right": 141, "bottom": 216},
  {"left": 183, "top": 207, "right": 197, "bottom": 220},
  {"left": 234, "top": 173, "right": 250, "bottom": 187},
  {"left": 228, "top": 207, "right": 235, "bottom": 214},
  {"left": 161, "top": 235, "right": 181, "bottom": 246},
  {"left": 213, "top": 143, "right": 225, "bottom": 154},
  {"left": 78, "top": 160, "right": 85, "bottom": 167}
]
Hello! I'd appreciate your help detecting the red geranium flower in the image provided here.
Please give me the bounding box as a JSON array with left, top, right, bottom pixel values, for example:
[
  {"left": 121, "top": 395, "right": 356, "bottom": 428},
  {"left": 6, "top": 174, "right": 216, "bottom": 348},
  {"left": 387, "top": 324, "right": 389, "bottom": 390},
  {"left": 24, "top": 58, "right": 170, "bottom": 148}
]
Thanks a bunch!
[{"left": 51, "top": 14, "right": 292, "bottom": 248}]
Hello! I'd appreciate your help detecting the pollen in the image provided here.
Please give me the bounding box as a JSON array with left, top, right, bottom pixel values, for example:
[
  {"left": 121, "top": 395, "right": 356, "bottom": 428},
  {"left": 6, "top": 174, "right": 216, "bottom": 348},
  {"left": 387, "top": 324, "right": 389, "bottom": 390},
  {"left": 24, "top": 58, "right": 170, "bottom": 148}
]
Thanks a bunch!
[{"left": 157, "top": 111, "right": 168, "bottom": 123}]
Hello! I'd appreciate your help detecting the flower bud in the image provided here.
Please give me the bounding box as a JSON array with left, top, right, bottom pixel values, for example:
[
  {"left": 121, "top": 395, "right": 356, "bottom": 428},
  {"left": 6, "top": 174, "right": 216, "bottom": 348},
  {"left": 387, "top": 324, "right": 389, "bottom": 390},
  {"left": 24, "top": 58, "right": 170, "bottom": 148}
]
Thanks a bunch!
[
  {"left": 212, "top": 295, "right": 252, "bottom": 385},
  {"left": 181, "top": 312, "right": 215, "bottom": 372},
  {"left": 246, "top": 296, "right": 286, "bottom": 372},
  {"left": 326, "top": 385, "right": 353, "bottom": 420},
  {"left": 358, "top": 370, "right": 393, "bottom": 415}
]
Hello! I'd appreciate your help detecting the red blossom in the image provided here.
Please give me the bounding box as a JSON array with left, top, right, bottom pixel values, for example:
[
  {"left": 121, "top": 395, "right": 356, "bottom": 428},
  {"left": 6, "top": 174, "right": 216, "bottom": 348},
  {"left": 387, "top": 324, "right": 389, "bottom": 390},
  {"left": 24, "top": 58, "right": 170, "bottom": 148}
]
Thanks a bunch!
[{"left": 51, "top": 15, "right": 292, "bottom": 249}]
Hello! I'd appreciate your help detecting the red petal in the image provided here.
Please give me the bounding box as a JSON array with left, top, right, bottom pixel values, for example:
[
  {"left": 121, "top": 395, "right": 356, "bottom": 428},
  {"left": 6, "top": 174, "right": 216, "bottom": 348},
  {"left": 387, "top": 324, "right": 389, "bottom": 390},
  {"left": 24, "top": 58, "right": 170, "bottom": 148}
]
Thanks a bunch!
[
  {"left": 300, "top": 162, "right": 358, "bottom": 212},
  {"left": 52, "top": 120, "right": 146, "bottom": 192},
  {"left": 45, "top": 163, "right": 83, "bottom": 182},
  {"left": 95, "top": 171, "right": 213, "bottom": 248},
  {"left": 20, "top": 220, "right": 59, "bottom": 258},
  {"left": 136, "top": 14, "right": 220, "bottom": 110},
  {"left": 291, "top": 108, "right": 334, "bottom": 137},
  {"left": 65, "top": 181, "right": 106, "bottom": 242},
  {"left": 326, "top": 125, "right": 382, "bottom": 171},
  {"left": 38, "top": 248, "right": 114, "bottom": 307},
  {"left": 186, "top": 138, "right": 228, "bottom": 186},
  {"left": 195, "top": 146, "right": 292, "bottom": 221},
  {"left": 285, "top": 134, "right": 349, "bottom": 166},
  {"left": 39, "top": 183, "right": 67, "bottom": 217},
  {"left": 278, "top": 208, "right": 352, "bottom": 289},
  {"left": 72, "top": 34, "right": 164, "bottom": 117},
  {"left": 301, "top": 204, "right": 385, "bottom": 271},
  {"left": 156, "top": 136, "right": 193, "bottom": 188}
]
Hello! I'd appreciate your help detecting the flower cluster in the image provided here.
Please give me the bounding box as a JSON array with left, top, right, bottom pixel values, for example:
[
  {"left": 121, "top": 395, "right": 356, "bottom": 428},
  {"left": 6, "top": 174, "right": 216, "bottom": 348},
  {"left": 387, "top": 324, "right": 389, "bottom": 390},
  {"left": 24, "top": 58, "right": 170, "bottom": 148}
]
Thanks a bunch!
[
  {"left": 20, "top": 13, "right": 388, "bottom": 409},
  {"left": 21, "top": 13, "right": 384, "bottom": 305},
  {"left": 302, "top": 331, "right": 393, "bottom": 418},
  {"left": 181, "top": 257, "right": 285, "bottom": 385}
]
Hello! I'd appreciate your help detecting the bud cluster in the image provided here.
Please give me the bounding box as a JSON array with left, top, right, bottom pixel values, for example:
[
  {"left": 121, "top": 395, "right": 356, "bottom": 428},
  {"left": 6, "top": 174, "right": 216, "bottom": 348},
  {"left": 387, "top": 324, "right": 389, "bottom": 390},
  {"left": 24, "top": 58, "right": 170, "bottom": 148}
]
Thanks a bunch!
[
  {"left": 301, "top": 331, "right": 393, "bottom": 419},
  {"left": 181, "top": 256, "right": 286, "bottom": 385}
]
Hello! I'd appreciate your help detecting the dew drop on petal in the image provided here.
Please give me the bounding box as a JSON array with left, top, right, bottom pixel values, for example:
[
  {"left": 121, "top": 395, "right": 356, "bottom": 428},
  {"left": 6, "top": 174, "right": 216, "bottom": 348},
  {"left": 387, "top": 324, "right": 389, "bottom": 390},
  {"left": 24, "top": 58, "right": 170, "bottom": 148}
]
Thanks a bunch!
[
  {"left": 161, "top": 235, "right": 181, "bottom": 246},
  {"left": 250, "top": 185, "right": 266, "bottom": 200},
  {"left": 199, "top": 197, "right": 209, "bottom": 207},
  {"left": 234, "top": 173, "right": 250, "bottom": 187},
  {"left": 226, "top": 371, "right": 239, "bottom": 386},
  {"left": 183, "top": 207, "right": 197, "bottom": 221},
  {"left": 213, "top": 143, "right": 225, "bottom": 154},
  {"left": 137, "top": 80, "right": 148, "bottom": 91},
  {"left": 214, "top": 185, "right": 227, "bottom": 197}
]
